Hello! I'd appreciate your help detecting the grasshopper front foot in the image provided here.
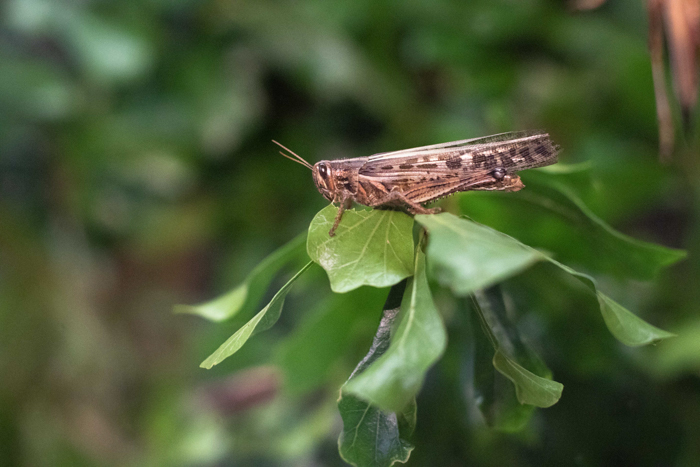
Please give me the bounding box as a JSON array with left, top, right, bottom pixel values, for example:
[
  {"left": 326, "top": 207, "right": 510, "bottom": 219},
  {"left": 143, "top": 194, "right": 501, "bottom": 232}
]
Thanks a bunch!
[{"left": 328, "top": 198, "right": 353, "bottom": 237}]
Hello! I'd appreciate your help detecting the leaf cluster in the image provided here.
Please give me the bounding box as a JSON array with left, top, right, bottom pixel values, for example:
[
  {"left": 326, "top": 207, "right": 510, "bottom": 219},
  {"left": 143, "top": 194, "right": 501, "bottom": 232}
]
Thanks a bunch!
[{"left": 179, "top": 167, "right": 684, "bottom": 467}]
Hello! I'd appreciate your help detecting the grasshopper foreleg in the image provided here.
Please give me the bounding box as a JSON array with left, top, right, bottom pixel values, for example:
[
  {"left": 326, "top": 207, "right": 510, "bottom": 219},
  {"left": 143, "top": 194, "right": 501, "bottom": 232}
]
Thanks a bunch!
[{"left": 329, "top": 197, "right": 354, "bottom": 237}]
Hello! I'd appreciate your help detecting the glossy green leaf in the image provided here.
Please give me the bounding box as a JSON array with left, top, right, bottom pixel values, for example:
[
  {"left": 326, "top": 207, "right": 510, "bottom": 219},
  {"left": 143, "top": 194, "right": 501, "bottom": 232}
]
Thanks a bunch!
[
  {"left": 471, "top": 288, "right": 563, "bottom": 409},
  {"left": 468, "top": 299, "right": 536, "bottom": 431},
  {"left": 344, "top": 248, "right": 447, "bottom": 412},
  {"left": 307, "top": 205, "right": 414, "bottom": 293},
  {"left": 200, "top": 262, "right": 313, "bottom": 369},
  {"left": 472, "top": 287, "right": 555, "bottom": 379},
  {"left": 459, "top": 169, "right": 686, "bottom": 281},
  {"left": 338, "top": 282, "right": 415, "bottom": 467},
  {"left": 492, "top": 351, "right": 562, "bottom": 408},
  {"left": 417, "top": 212, "right": 673, "bottom": 347},
  {"left": 546, "top": 258, "right": 676, "bottom": 346},
  {"left": 175, "top": 232, "right": 307, "bottom": 321},
  {"left": 415, "top": 213, "right": 545, "bottom": 296},
  {"left": 337, "top": 396, "right": 415, "bottom": 467},
  {"left": 537, "top": 176, "right": 686, "bottom": 278}
]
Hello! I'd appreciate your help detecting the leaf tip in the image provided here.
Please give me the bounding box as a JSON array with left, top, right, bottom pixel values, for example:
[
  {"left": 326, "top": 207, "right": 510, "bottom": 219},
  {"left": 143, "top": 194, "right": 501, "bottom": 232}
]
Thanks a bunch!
[
  {"left": 200, "top": 358, "right": 215, "bottom": 370},
  {"left": 646, "top": 330, "right": 678, "bottom": 346}
]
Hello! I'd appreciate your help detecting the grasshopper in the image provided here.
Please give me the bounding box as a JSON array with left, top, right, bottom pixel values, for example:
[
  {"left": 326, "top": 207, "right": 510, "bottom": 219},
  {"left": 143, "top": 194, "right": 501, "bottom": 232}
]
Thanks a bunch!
[{"left": 275, "top": 131, "right": 559, "bottom": 236}]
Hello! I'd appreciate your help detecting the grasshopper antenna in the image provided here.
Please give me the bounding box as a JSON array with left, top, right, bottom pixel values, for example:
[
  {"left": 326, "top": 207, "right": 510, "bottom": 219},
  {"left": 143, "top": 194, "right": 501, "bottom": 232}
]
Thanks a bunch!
[{"left": 272, "top": 140, "right": 313, "bottom": 170}]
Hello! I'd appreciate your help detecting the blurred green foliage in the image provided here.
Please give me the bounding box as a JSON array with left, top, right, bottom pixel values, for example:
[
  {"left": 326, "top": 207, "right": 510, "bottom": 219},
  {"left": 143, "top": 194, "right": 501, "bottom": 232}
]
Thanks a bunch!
[{"left": 1, "top": 0, "right": 699, "bottom": 466}]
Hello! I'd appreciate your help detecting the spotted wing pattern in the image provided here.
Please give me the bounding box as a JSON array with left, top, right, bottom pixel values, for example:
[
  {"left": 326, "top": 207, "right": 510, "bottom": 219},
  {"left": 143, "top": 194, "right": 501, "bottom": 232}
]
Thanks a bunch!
[{"left": 357, "top": 131, "right": 558, "bottom": 204}]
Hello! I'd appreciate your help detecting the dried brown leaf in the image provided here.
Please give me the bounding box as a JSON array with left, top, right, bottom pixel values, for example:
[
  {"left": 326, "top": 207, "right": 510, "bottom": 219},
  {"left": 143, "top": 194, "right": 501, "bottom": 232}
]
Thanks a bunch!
[
  {"left": 649, "top": 0, "right": 676, "bottom": 160},
  {"left": 646, "top": 0, "right": 700, "bottom": 160},
  {"left": 664, "top": 0, "right": 700, "bottom": 120}
]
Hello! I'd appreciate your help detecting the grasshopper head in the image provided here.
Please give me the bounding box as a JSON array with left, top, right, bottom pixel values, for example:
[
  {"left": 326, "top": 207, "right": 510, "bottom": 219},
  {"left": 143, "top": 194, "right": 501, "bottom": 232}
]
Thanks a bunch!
[{"left": 312, "top": 161, "right": 336, "bottom": 202}]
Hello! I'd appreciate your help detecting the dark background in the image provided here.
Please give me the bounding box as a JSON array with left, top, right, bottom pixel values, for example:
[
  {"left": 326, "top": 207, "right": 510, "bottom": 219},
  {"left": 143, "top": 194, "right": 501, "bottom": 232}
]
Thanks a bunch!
[{"left": 1, "top": 0, "right": 699, "bottom": 466}]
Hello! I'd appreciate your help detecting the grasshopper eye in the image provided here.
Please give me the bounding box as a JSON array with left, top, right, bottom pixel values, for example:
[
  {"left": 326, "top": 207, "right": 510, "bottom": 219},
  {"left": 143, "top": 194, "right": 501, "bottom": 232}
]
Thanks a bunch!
[{"left": 318, "top": 163, "right": 329, "bottom": 179}]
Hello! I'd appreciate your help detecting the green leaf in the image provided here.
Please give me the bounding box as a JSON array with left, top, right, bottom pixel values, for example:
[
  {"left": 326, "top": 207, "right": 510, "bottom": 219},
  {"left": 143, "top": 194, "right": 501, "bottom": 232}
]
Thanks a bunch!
[
  {"left": 537, "top": 161, "right": 593, "bottom": 174},
  {"left": 459, "top": 169, "right": 686, "bottom": 281},
  {"left": 337, "top": 397, "right": 415, "bottom": 467},
  {"left": 344, "top": 248, "right": 447, "bottom": 412},
  {"left": 535, "top": 176, "right": 686, "bottom": 279},
  {"left": 200, "top": 261, "right": 313, "bottom": 369},
  {"left": 416, "top": 212, "right": 673, "bottom": 347},
  {"left": 175, "top": 232, "right": 307, "bottom": 321},
  {"left": 648, "top": 318, "right": 700, "bottom": 378},
  {"left": 492, "top": 351, "right": 562, "bottom": 408},
  {"left": 274, "top": 286, "right": 389, "bottom": 395},
  {"left": 415, "top": 213, "right": 544, "bottom": 296},
  {"left": 397, "top": 398, "right": 417, "bottom": 438},
  {"left": 338, "top": 282, "right": 415, "bottom": 467},
  {"left": 471, "top": 287, "right": 554, "bottom": 378},
  {"left": 471, "top": 288, "right": 563, "bottom": 409},
  {"left": 468, "top": 299, "right": 536, "bottom": 431},
  {"left": 546, "top": 258, "right": 676, "bottom": 347},
  {"left": 307, "top": 205, "right": 414, "bottom": 293}
]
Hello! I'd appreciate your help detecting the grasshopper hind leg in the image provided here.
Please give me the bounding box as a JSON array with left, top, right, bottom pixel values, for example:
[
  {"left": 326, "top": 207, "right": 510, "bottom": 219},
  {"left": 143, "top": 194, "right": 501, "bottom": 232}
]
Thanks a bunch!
[{"left": 371, "top": 190, "right": 441, "bottom": 216}]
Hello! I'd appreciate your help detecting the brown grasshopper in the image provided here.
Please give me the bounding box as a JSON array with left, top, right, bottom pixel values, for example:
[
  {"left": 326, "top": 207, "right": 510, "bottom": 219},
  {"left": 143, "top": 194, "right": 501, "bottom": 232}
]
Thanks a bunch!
[{"left": 274, "top": 131, "right": 559, "bottom": 236}]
